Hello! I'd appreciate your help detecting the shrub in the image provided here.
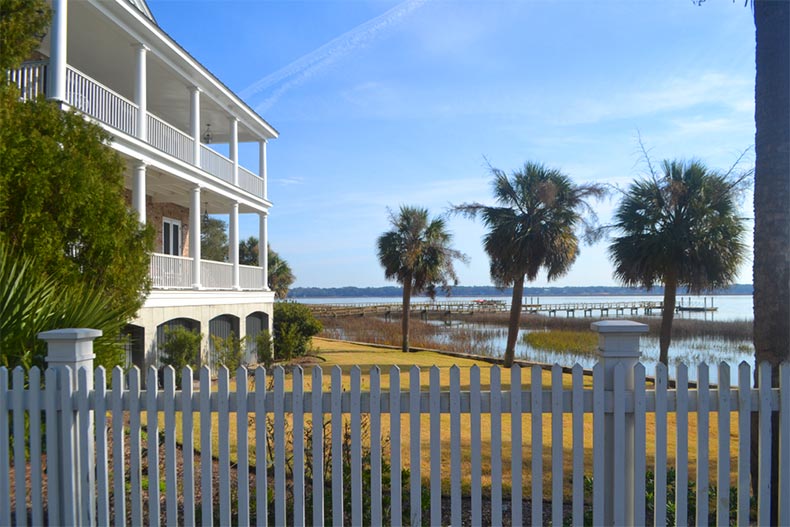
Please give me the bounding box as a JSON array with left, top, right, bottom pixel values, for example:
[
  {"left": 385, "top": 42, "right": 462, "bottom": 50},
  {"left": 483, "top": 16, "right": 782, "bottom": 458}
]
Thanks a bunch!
[
  {"left": 211, "top": 331, "right": 245, "bottom": 371},
  {"left": 159, "top": 326, "right": 201, "bottom": 384},
  {"left": 273, "top": 302, "right": 322, "bottom": 359},
  {"left": 253, "top": 329, "right": 274, "bottom": 367}
]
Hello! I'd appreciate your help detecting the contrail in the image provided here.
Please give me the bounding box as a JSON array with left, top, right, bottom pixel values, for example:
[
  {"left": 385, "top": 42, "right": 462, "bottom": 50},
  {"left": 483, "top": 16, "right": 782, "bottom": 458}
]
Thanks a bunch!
[{"left": 240, "top": 0, "right": 427, "bottom": 112}]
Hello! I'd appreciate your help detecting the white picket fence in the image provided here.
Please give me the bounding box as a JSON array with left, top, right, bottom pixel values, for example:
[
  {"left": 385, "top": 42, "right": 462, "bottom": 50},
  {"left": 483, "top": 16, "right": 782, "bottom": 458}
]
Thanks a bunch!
[{"left": 1, "top": 327, "right": 789, "bottom": 526}]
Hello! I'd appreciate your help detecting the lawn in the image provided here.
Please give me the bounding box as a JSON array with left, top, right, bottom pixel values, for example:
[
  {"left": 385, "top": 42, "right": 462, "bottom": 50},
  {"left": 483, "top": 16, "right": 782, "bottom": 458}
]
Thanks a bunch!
[{"left": 158, "top": 337, "right": 742, "bottom": 498}]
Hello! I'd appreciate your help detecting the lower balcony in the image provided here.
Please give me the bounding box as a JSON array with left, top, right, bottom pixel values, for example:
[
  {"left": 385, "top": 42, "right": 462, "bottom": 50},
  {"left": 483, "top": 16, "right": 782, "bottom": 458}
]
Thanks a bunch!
[{"left": 150, "top": 253, "right": 265, "bottom": 290}]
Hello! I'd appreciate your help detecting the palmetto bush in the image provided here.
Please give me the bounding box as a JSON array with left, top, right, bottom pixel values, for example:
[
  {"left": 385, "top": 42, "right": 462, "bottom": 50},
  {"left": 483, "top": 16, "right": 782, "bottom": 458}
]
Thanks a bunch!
[{"left": 0, "top": 241, "right": 129, "bottom": 370}]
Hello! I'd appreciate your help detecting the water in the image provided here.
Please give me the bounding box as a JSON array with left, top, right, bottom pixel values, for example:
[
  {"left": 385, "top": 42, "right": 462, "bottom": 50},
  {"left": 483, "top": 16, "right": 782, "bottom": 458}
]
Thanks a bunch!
[
  {"left": 298, "top": 294, "right": 753, "bottom": 321},
  {"left": 304, "top": 294, "right": 755, "bottom": 383}
]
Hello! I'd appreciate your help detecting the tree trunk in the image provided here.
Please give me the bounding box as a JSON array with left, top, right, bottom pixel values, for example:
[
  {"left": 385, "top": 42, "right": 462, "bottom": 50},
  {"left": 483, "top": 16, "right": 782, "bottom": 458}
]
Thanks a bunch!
[
  {"left": 751, "top": 2, "right": 789, "bottom": 521},
  {"left": 503, "top": 275, "right": 525, "bottom": 368},
  {"left": 659, "top": 273, "right": 677, "bottom": 367},
  {"left": 401, "top": 276, "right": 412, "bottom": 353}
]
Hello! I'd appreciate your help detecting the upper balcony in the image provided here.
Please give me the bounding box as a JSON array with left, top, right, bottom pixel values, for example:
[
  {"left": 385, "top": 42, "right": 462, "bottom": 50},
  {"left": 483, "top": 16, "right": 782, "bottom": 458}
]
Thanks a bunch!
[{"left": 8, "top": 60, "right": 267, "bottom": 200}]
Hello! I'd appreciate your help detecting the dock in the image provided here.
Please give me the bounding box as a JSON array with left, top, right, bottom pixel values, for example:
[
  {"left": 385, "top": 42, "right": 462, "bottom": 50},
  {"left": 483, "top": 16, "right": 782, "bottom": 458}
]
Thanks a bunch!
[{"left": 304, "top": 299, "right": 665, "bottom": 318}]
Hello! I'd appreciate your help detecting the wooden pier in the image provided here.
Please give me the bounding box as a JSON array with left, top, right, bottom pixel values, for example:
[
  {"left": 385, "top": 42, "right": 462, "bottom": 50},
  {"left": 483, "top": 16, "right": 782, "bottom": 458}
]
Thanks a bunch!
[{"left": 305, "top": 299, "right": 664, "bottom": 318}]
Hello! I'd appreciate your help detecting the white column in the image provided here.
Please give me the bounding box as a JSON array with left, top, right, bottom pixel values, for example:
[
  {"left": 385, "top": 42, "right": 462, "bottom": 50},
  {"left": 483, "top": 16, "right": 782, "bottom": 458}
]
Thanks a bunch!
[
  {"left": 39, "top": 328, "right": 101, "bottom": 526},
  {"left": 132, "top": 161, "right": 146, "bottom": 224},
  {"left": 230, "top": 202, "right": 240, "bottom": 290},
  {"left": 191, "top": 187, "right": 202, "bottom": 289},
  {"left": 189, "top": 87, "right": 201, "bottom": 166},
  {"left": 259, "top": 212, "right": 269, "bottom": 290},
  {"left": 591, "top": 320, "right": 648, "bottom": 527},
  {"left": 134, "top": 44, "right": 148, "bottom": 140},
  {"left": 229, "top": 117, "right": 239, "bottom": 186},
  {"left": 259, "top": 140, "right": 268, "bottom": 200},
  {"left": 48, "top": 0, "right": 68, "bottom": 102}
]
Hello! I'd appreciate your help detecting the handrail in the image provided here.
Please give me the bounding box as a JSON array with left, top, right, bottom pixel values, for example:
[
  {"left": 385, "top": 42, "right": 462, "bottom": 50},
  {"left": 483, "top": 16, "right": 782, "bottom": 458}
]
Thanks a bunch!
[
  {"left": 147, "top": 113, "right": 194, "bottom": 164},
  {"left": 66, "top": 66, "right": 138, "bottom": 136}
]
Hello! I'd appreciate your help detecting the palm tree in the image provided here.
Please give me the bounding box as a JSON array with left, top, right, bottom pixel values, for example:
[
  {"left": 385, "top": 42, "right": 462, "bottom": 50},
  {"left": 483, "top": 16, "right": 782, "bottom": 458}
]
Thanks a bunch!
[
  {"left": 267, "top": 245, "right": 295, "bottom": 299},
  {"left": 377, "top": 206, "right": 466, "bottom": 352},
  {"left": 455, "top": 162, "right": 604, "bottom": 367},
  {"left": 609, "top": 159, "right": 748, "bottom": 366}
]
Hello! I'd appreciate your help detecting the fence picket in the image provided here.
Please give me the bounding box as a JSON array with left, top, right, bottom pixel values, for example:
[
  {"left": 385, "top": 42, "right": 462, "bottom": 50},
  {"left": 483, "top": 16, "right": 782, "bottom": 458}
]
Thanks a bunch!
[
  {"left": 779, "top": 363, "right": 790, "bottom": 527},
  {"left": 274, "top": 366, "right": 286, "bottom": 527},
  {"left": 350, "top": 366, "right": 362, "bottom": 527},
  {"left": 409, "top": 365, "right": 421, "bottom": 527},
  {"left": 758, "top": 362, "right": 773, "bottom": 526},
  {"left": 255, "top": 367, "right": 267, "bottom": 527},
  {"left": 551, "top": 364, "right": 564, "bottom": 527},
  {"left": 490, "top": 366, "right": 503, "bottom": 526},
  {"left": 164, "top": 367, "right": 178, "bottom": 527},
  {"left": 95, "top": 367, "right": 109, "bottom": 527},
  {"left": 369, "top": 367, "right": 382, "bottom": 527},
  {"left": 13, "top": 367, "right": 27, "bottom": 527},
  {"left": 654, "top": 363, "right": 668, "bottom": 527},
  {"left": 571, "top": 364, "right": 584, "bottom": 527},
  {"left": 450, "top": 365, "right": 462, "bottom": 527},
  {"left": 470, "top": 365, "right": 482, "bottom": 527},
  {"left": 331, "top": 366, "right": 343, "bottom": 527},
  {"left": 146, "top": 367, "right": 161, "bottom": 527},
  {"left": 389, "top": 366, "right": 402, "bottom": 527},
  {"left": 531, "top": 365, "right": 543, "bottom": 526},
  {"left": 293, "top": 366, "right": 305, "bottom": 527},
  {"left": 182, "top": 367, "right": 195, "bottom": 527},
  {"left": 29, "top": 367, "right": 43, "bottom": 526},
  {"left": 111, "top": 367, "right": 125, "bottom": 526},
  {"left": 512, "top": 365, "right": 523, "bottom": 527},
  {"left": 696, "top": 363, "right": 710, "bottom": 525},
  {"left": 218, "top": 367, "right": 231, "bottom": 526},
  {"left": 737, "top": 361, "right": 751, "bottom": 526},
  {"left": 44, "top": 367, "right": 61, "bottom": 527},
  {"left": 592, "top": 363, "right": 604, "bottom": 526},
  {"left": 237, "top": 367, "right": 250, "bottom": 527},
  {"left": 59, "top": 366, "right": 76, "bottom": 526},
  {"left": 0, "top": 368, "right": 8, "bottom": 527},
  {"left": 129, "top": 368, "right": 143, "bottom": 527},
  {"left": 716, "top": 363, "right": 731, "bottom": 527},
  {"left": 612, "top": 362, "right": 625, "bottom": 525},
  {"left": 676, "top": 364, "right": 689, "bottom": 527},
  {"left": 430, "top": 365, "right": 441, "bottom": 527},
  {"left": 199, "top": 366, "right": 213, "bottom": 527},
  {"left": 633, "top": 363, "right": 646, "bottom": 527},
  {"left": 311, "top": 367, "right": 324, "bottom": 527}
]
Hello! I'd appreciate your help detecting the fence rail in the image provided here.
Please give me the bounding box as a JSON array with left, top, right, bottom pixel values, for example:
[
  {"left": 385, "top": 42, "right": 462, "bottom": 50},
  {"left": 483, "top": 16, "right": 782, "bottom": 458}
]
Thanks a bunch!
[
  {"left": 150, "top": 253, "right": 193, "bottom": 289},
  {"left": 6, "top": 61, "right": 48, "bottom": 101},
  {"left": 3, "top": 357, "right": 789, "bottom": 526},
  {"left": 239, "top": 166, "right": 265, "bottom": 198},
  {"left": 200, "top": 145, "right": 234, "bottom": 184}
]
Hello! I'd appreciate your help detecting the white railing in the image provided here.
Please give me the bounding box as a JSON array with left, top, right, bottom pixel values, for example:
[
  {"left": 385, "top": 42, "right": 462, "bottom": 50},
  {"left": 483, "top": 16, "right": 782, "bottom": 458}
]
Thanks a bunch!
[
  {"left": 200, "top": 145, "right": 234, "bottom": 184},
  {"left": 201, "top": 259, "right": 233, "bottom": 289},
  {"left": 3, "top": 355, "right": 788, "bottom": 526},
  {"left": 6, "top": 61, "right": 48, "bottom": 101},
  {"left": 150, "top": 253, "right": 193, "bottom": 289},
  {"left": 65, "top": 66, "right": 137, "bottom": 136},
  {"left": 147, "top": 113, "right": 194, "bottom": 164},
  {"left": 239, "top": 166, "right": 265, "bottom": 198},
  {"left": 240, "top": 263, "right": 265, "bottom": 289}
]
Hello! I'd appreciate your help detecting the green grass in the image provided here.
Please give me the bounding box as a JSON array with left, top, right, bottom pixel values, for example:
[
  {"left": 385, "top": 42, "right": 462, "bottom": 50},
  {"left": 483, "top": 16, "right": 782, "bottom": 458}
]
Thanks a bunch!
[{"left": 522, "top": 329, "right": 598, "bottom": 354}]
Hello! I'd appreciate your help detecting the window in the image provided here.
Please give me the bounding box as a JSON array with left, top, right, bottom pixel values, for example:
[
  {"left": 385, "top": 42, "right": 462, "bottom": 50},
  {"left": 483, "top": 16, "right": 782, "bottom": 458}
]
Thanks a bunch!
[{"left": 163, "top": 218, "right": 181, "bottom": 255}]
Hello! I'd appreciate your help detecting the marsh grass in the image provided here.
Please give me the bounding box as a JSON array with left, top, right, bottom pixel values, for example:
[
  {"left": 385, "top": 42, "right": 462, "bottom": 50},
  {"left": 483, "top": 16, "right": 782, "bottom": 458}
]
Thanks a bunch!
[{"left": 522, "top": 330, "right": 598, "bottom": 354}]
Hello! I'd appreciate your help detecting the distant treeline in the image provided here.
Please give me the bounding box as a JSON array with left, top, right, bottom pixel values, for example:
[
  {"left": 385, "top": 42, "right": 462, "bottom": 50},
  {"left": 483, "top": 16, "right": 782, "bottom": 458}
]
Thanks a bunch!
[{"left": 288, "top": 284, "right": 754, "bottom": 298}]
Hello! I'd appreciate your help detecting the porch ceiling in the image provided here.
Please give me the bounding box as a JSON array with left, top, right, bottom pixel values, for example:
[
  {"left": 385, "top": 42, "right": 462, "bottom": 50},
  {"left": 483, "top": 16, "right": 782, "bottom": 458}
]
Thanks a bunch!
[{"left": 45, "top": 0, "right": 263, "bottom": 143}]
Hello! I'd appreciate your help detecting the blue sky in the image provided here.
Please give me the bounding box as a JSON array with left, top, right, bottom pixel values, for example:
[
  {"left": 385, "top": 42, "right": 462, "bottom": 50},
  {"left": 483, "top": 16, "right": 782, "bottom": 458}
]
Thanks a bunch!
[{"left": 149, "top": 0, "right": 756, "bottom": 289}]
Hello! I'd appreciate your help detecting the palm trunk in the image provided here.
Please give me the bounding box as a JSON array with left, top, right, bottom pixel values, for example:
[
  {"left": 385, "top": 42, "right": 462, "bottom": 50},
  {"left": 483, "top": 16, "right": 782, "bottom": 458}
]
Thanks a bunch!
[
  {"left": 503, "top": 275, "right": 525, "bottom": 368},
  {"left": 750, "top": 2, "right": 789, "bottom": 521},
  {"left": 659, "top": 273, "right": 677, "bottom": 367},
  {"left": 401, "top": 276, "right": 412, "bottom": 353}
]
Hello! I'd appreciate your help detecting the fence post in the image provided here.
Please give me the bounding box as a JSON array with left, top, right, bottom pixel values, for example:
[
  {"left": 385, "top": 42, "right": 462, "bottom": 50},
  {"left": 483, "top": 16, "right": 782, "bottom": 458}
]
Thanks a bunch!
[
  {"left": 39, "top": 328, "right": 101, "bottom": 526},
  {"left": 591, "top": 320, "right": 647, "bottom": 526}
]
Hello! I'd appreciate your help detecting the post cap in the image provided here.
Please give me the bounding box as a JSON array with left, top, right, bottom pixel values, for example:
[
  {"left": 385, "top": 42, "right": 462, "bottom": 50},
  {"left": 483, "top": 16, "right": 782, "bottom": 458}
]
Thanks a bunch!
[
  {"left": 38, "top": 328, "right": 103, "bottom": 341},
  {"left": 590, "top": 320, "right": 649, "bottom": 334}
]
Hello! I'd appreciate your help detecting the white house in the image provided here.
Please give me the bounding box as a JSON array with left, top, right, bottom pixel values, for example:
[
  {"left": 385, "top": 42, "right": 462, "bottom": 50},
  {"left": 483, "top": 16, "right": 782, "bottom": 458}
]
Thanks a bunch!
[{"left": 7, "top": 0, "right": 278, "bottom": 370}]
